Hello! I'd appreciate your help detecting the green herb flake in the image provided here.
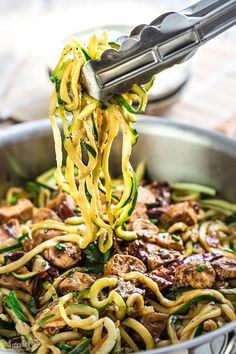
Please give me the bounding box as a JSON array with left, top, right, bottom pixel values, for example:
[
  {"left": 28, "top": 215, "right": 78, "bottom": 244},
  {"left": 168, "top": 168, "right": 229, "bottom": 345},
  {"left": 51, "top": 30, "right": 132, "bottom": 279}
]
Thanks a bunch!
[
  {"left": 29, "top": 297, "right": 39, "bottom": 315},
  {"left": 56, "top": 243, "right": 67, "bottom": 251},
  {"left": 84, "top": 242, "right": 111, "bottom": 273},
  {"left": 10, "top": 195, "right": 17, "bottom": 205},
  {"left": 172, "top": 234, "right": 180, "bottom": 242},
  {"left": 196, "top": 264, "right": 205, "bottom": 272}
]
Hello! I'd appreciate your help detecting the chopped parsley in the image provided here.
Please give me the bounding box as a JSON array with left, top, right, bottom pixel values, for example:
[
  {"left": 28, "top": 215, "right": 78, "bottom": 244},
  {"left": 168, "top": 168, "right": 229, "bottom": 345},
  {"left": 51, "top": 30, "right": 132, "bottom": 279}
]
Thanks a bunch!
[
  {"left": 172, "top": 234, "right": 180, "bottom": 242},
  {"left": 56, "top": 243, "right": 67, "bottom": 251},
  {"left": 84, "top": 242, "right": 111, "bottom": 273},
  {"left": 196, "top": 264, "right": 205, "bottom": 272},
  {"left": 10, "top": 195, "right": 17, "bottom": 205}
]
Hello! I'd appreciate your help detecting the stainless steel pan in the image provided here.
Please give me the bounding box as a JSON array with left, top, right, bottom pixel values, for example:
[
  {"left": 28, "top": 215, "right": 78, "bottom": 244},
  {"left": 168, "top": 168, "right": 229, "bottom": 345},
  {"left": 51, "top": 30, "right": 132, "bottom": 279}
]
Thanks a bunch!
[{"left": 0, "top": 116, "right": 236, "bottom": 354}]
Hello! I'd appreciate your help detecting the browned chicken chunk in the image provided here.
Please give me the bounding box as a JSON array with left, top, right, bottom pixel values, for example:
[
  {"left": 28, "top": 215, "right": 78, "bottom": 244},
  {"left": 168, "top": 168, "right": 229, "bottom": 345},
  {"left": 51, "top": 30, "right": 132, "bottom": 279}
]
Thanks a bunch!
[
  {"left": 47, "top": 192, "right": 75, "bottom": 220},
  {"left": 0, "top": 199, "right": 33, "bottom": 223},
  {"left": 43, "top": 242, "right": 81, "bottom": 269},
  {"left": 58, "top": 271, "right": 95, "bottom": 295},
  {"left": 150, "top": 181, "right": 171, "bottom": 207},
  {"left": 147, "top": 269, "right": 173, "bottom": 291},
  {"left": 103, "top": 254, "right": 147, "bottom": 276},
  {"left": 140, "top": 312, "right": 169, "bottom": 342},
  {"left": 137, "top": 186, "right": 156, "bottom": 204},
  {"left": 129, "top": 203, "right": 148, "bottom": 224},
  {"left": 160, "top": 202, "right": 197, "bottom": 226},
  {"left": 32, "top": 207, "right": 61, "bottom": 223},
  {"left": 211, "top": 257, "right": 236, "bottom": 280},
  {"left": 173, "top": 261, "right": 216, "bottom": 289},
  {"left": 146, "top": 243, "right": 181, "bottom": 270},
  {"left": 0, "top": 266, "right": 35, "bottom": 294},
  {"left": 114, "top": 278, "right": 145, "bottom": 301},
  {"left": 0, "top": 218, "right": 20, "bottom": 243},
  {"left": 155, "top": 232, "right": 184, "bottom": 251},
  {"left": 132, "top": 218, "right": 159, "bottom": 241},
  {"left": 35, "top": 301, "right": 65, "bottom": 335},
  {"left": 127, "top": 239, "right": 181, "bottom": 270},
  {"left": 24, "top": 229, "right": 65, "bottom": 251}
]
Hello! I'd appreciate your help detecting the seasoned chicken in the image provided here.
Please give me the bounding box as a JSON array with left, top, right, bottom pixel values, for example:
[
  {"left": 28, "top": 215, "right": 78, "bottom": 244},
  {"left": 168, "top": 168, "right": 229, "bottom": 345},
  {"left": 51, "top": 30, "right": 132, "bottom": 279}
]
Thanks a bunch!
[
  {"left": 140, "top": 312, "right": 169, "bottom": 342},
  {"left": 0, "top": 199, "right": 33, "bottom": 223},
  {"left": 185, "top": 252, "right": 222, "bottom": 264},
  {"left": 132, "top": 218, "right": 159, "bottom": 241},
  {"left": 47, "top": 192, "right": 75, "bottom": 220},
  {"left": 147, "top": 270, "right": 173, "bottom": 290},
  {"left": 127, "top": 239, "right": 181, "bottom": 270},
  {"left": 114, "top": 279, "right": 145, "bottom": 301},
  {"left": 160, "top": 202, "right": 197, "bottom": 226},
  {"left": 211, "top": 257, "right": 236, "bottom": 280},
  {"left": 0, "top": 218, "right": 20, "bottom": 243},
  {"left": 146, "top": 243, "right": 181, "bottom": 270},
  {"left": 137, "top": 186, "right": 156, "bottom": 204},
  {"left": 35, "top": 301, "right": 65, "bottom": 335},
  {"left": 58, "top": 271, "right": 95, "bottom": 295},
  {"left": 24, "top": 229, "right": 65, "bottom": 251},
  {"left": 103, "top": 254, "right": 147, "bottom": 276},
  {"left": 173, "top": 261, "right": 216, "bottom": 289},
  {"left": 43, "top": 242, "right": 81, "bottom": 269},
  {"left": 32, "top": 207, "right": 61, "bottom": 223},
  {"left": 127, "top": 239, "right": 148, "bottom": 264},
  {"left": 155, "top": 232, "right": 184, "bottom": 251},
  {"left": 150, "top": 181, "right": 171, "bottom": 208},
  {"left": 0, "top": 266, "right": 35, "bottom": 294},
  {"left": 129, "top": 202, "right": 148, "bottom": 224}
]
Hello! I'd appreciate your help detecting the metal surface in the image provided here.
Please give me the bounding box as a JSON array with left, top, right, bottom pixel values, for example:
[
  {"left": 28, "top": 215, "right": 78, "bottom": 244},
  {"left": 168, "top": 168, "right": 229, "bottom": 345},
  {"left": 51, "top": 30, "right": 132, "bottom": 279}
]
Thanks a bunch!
[
  {"left": 0, "top": 116, "right": 236, "bottom": 353},
  {"left": 82, "top": 0, "right": 236, "bottom": 101}
]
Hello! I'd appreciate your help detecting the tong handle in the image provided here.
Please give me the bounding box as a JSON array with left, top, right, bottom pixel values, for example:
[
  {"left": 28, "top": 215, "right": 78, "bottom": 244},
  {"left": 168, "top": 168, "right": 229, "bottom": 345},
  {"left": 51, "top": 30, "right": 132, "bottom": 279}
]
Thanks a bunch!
[
  {"left": 82, "top": 0, "right": 236, "bottom": 101},
  {"left": 182, "top": 0, "right": 236, "bottom": 41}
]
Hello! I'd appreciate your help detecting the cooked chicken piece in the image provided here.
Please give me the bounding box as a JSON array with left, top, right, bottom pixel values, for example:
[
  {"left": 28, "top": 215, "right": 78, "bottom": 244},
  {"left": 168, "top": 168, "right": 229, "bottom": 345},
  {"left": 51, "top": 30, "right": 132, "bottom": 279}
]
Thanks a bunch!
[
  {"left": 140, "top": 312, "right": 169, "bottom": 342},
  {"left": 211, "top": 257, "right": 236, "bottom": 280},
  {"left": 127, "top": 240, "right": 181, "bottom": 270},
  {"left": 137, "top": 186, "right": 156, "bottom": 204},
  {"left": 132, "top": 218, "right": 159, "bottom": 241},
  {"left": 147, "top": 207, "right": 167, "bottom": 219},
  {"left": 58, "top": 271, "right": 95, "bottom": 295},
  {"left": 146, "top": 243, "right": 181, "bottom": 270},
  {"left": 173, "top": 261, "right": 216, "bottom": 289},
  {"left": 127, "top": 239, "right": 148, "bottom": 264},
  {"left": 185, "top": 252, "right": 222, "bottom": 264},
  {"left": 32, "top": 207, "right": 61, "bottom": 223},
  {"left": 36, "top": 301, "right": 65, "bottom": 335},
  {"left": 0, "top": 199, "right": 33, "bottom": 223},
  {"left": 147, "top": 270, "right": 173, "bottom": 290},
  {"left": 155, "top": 233, "right": 184, "bottom": 251},
  {"left": 0, "top": 266, "right": 35, "bottom": 294},
  {"left": 47, "top": 192, "right": 75, "bottom": 220},
  {"left": 113, "top": 278, "right": 145, "bottom": 301},
  {"left": 150, "top": 181, "right": 171, "bottom": 208},
  {"left": 205, "top": 235, "right": 220, "bottom": 248},
  {"left": 160, "top": 202, "right": 197, "bottom": 226},
  {"left": 24, "top": 229, "right": 65, "bottom": 251},
  {"left": 103, "top": 254, "right": 146, "bottom": 276},
  {"left": 0, "top": 218, "right": 20, "bottom": 243},
  {"left": 43, "top": 242, "right": 81, "bottom": 269},
  {"left": 129, "top": 203, "right": 148, "bottom": 224}
]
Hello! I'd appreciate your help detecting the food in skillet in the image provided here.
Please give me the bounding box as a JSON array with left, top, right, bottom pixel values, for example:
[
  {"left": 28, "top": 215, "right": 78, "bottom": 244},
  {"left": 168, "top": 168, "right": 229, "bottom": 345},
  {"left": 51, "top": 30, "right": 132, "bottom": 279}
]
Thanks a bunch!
[
  {"left": 0, "top": 174, "right": 236, "bottom": 353},
  {"left": 0, "top": 33, "right": 236, "bottom": 353}
]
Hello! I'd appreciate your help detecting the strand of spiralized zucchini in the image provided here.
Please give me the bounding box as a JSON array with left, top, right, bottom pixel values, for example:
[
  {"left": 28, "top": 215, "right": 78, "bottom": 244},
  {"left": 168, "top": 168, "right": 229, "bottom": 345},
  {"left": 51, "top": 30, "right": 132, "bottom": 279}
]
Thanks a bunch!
[{"left": 48, "top": 33, "right": 149, "bottom": 252}]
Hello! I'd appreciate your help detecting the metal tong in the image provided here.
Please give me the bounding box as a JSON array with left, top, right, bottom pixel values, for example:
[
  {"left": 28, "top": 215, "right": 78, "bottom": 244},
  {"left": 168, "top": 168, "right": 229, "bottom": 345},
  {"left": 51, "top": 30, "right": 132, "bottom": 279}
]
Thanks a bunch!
[{"left": 82, "top": 0, "right": 236, "bottom": 101}]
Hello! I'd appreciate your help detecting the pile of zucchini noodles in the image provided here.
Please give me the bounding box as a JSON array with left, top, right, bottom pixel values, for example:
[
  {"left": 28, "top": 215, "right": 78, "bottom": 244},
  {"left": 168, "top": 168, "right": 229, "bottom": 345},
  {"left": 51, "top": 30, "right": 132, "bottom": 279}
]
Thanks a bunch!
[
  {"left": 49, "top": 33, "right": 151, "bottom": 252},
  {"left": 0, "top": 33, "right": 236, "bottom": 354}
]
